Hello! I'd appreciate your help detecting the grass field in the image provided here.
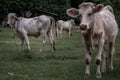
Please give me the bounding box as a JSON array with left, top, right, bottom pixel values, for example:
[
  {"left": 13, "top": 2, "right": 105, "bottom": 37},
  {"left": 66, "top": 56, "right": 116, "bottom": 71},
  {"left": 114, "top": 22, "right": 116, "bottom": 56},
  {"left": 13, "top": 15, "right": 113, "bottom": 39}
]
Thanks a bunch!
[{"left": 0, "top": 26, "right": 120, "bottom": 80}]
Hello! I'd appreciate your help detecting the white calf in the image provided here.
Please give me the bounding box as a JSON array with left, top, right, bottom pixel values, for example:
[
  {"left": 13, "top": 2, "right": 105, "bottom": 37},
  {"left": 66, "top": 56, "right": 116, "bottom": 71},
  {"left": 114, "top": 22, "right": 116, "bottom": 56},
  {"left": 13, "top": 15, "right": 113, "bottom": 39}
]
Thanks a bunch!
[{"left": 56, "top": 19, "right": 75, "bottom": 38}]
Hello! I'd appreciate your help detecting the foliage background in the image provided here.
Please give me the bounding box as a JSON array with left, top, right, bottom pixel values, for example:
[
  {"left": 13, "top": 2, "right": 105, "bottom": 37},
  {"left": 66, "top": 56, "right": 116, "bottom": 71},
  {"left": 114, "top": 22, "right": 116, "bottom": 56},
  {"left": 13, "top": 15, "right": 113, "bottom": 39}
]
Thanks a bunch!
[{"left": 0, "top": 0, "right": 120, "bottom": 25}]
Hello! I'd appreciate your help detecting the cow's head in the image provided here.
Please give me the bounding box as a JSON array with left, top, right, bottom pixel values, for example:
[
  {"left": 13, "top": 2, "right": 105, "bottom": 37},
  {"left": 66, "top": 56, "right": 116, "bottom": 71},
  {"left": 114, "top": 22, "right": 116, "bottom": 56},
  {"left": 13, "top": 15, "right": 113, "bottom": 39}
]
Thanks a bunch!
[
  {"left": 6, "top": 13, "right": 18, "bottom": 28},
  {"left": 66, "top": 2, "right": 104, "bottom": 32}
]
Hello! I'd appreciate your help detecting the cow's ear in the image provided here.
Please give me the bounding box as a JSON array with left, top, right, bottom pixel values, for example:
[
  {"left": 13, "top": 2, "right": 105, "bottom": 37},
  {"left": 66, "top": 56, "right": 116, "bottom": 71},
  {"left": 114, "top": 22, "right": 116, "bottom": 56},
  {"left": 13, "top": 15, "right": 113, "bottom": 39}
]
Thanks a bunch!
[
  {"left": 2, "top": 17, "right": 7, "bottom": 25},
  {"left": 93, "top": 4, "right": 104, "bottom": 13},
  {"left": 66, "top": 8, "right": 79, "bottom": 18}
]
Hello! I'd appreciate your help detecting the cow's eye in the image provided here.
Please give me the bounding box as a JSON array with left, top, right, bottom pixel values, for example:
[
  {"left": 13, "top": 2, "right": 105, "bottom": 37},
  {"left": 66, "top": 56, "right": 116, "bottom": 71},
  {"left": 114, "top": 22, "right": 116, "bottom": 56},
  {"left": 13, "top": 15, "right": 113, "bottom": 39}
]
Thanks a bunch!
[
  {"left": 88, "top": 13, "right": 92, "bottom": 16},
  {"left": 79, "top": 13, "right": 81, "bottom": 17}
]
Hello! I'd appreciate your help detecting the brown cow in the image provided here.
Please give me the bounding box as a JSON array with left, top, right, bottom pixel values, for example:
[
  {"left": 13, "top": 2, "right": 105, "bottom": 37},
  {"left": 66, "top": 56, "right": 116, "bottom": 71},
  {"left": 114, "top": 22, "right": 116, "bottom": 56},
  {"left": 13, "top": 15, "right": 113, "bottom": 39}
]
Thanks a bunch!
[{"left": 66, "top": 2, "right": 118, "bottom": 78}]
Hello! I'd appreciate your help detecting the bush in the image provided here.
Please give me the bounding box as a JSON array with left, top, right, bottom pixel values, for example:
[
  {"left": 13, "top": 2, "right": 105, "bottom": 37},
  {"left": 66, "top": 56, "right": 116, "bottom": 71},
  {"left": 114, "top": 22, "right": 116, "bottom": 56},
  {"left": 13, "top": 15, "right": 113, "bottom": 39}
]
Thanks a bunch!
[{"left": 0, "top": 0, "right": 120, "bottom": 25}]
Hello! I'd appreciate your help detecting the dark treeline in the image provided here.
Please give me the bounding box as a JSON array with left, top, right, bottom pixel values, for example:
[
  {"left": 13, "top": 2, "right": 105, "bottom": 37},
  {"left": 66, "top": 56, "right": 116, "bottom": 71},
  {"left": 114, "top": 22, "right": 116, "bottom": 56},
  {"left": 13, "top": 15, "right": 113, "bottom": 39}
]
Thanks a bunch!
[{"left": 0, "top": 0, "right": 120, "bottom": 25}]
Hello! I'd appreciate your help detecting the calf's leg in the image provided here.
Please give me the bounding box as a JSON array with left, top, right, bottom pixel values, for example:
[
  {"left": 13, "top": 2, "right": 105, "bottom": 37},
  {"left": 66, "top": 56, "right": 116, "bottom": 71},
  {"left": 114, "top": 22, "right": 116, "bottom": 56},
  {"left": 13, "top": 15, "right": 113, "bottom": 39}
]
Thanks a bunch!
[
  {"left": 68, "top": 30, "right": 71, "bottom": 38},
  {"left": 109, "top": 41, "right": 115, "bottom": 71},
  {"left": 60, "top": 28, "right": 63, "bottom": 38},
  {"left": 47, "top": 30, "right": 56, "bottom": 51},
  {"left": 40, "top": 31, "right": 46, "bottom": 52},
  {"left": 56, "top": 27, "right": 59, "bottom": 38},
  {"left": 85, "top": 51, "right": 91, "bottom": 77},
  {"left": 23, "top": 33, "right": 30, "bottom": 52},
  {"left": 82, "top": 34, "right": 91, "bottom": 77}
]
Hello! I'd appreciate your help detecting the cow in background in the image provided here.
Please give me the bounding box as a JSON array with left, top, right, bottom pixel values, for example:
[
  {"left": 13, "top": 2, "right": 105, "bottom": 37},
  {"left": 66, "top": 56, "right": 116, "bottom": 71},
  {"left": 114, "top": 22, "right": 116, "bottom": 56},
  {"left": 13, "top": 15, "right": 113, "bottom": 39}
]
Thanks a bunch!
[
  {"left": 4, "top": 13, "right": 56, "bottom": 52},
  {"left": 56, "top": 19, "right": 75, "bottom": 38},
  {"left": 67, "top": 2, "right": 118, "bottom": 78}
]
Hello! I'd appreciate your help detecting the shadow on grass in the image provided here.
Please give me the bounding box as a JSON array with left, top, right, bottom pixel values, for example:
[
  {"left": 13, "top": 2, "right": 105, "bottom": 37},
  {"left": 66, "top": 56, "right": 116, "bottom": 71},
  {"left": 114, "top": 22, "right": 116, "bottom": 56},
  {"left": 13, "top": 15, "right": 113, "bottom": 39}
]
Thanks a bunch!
[
  {"left": 45, "top": 54, "right": 80, "bottom": 61},
  {"left": 13, "top": 51, "right": 80, "bottom": 62},
  {"left": 13, "top": 51, "right": 33, "bottom": 61}
]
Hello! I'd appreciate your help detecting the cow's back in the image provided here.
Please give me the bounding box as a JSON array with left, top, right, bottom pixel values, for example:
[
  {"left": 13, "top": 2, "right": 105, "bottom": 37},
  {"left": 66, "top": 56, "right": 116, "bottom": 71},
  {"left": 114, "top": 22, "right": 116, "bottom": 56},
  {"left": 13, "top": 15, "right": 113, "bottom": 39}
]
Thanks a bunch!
[
  {"left": 62, "top": 21, "right": 72, "bottom": 29},
  {"left": 99, "top": 9, "right": 118, "bottom": 42}
]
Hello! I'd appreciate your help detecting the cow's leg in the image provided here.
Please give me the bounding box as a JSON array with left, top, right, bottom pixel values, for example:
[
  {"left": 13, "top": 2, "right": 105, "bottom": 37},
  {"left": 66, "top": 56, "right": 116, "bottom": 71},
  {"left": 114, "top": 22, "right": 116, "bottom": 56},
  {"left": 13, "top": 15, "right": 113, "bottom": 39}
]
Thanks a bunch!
[
  {"left": 40, "top": 31, "right": 46, "bottom": 52},
  {"left": 96, "top": 39, "right": 104, "bottom": 78},
  {"left": 47, "top": 30, "right": 56, "bottom": 51},
  {"left": 109, "top": 41, "right": 115, "bottom": 71},
  {"left": 60, "top": 28, "right": 63, "bottom": 38},
  {"left": 68, "top": 30, "right": 71, "bottom": 38},
  {"left": 20, "top": 38, "right": 24, "bottom": 47},
  {"left": 20, "top": 38, "right": 25, "bottom": 51},
  {"left": 83, "top": 34, "right": 91, "bottom": 77},
  {"left": 102, "top": 47, "right": 106, "bottom": 73},
  {"left": 23, "top": 33, "right": 30, "bottom": 52},
  {"left": 50, "top": 30, "right": 56, "bottom": 51}
]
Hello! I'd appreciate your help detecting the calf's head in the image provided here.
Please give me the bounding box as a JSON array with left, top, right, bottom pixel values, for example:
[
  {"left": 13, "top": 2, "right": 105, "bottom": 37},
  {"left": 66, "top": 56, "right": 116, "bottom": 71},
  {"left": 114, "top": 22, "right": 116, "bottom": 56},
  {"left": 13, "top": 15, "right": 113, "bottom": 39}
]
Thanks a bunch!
[
  {"left": 66, "top": 2, "right": 104, "bottom": 32},
  {"left": 6, "top": 13, "right": 18, "bottom": 28},
  {"left": 70, "top": 19, "right": 75, "bottom": 26}
]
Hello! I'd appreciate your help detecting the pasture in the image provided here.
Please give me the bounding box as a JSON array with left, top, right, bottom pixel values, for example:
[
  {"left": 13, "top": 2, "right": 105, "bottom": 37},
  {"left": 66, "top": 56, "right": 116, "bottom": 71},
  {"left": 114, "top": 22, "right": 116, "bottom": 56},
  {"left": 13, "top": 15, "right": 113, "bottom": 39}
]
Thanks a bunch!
[{"left": 0, "top": 26, "right": 120, "bottom": 80}]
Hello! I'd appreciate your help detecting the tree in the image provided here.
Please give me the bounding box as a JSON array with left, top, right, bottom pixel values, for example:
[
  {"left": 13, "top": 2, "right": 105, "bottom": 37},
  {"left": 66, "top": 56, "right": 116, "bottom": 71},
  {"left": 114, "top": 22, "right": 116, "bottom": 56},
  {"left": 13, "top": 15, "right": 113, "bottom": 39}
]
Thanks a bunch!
[{"left": 0, "top": 0, "right": 120, "bottom": 25}]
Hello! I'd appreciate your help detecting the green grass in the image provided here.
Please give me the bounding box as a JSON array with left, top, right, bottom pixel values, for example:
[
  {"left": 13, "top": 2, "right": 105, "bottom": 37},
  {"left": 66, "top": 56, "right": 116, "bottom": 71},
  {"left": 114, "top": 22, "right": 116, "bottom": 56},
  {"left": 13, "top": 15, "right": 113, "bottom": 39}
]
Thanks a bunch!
[{"left": 0, "top": 26, "right": 120, "bottom": 80}]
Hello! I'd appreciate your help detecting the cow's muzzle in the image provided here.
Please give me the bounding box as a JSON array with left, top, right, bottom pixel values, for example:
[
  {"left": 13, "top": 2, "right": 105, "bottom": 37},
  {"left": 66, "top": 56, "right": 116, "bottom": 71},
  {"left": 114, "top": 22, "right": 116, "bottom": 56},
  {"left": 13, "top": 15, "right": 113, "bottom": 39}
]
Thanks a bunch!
[
  {"left": 80, "top": 24, "right": 87, "bottom": 30},
  {"left": 6, "top": 24, "right": 9, "bottom": 27}
]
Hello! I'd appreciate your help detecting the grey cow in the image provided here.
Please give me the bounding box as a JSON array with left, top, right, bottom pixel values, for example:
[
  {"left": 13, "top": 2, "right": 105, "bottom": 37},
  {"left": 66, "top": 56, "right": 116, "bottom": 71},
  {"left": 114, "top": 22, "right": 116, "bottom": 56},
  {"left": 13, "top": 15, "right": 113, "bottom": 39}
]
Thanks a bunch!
[
  {"left": 4, "top": 13, "right": 56, "bottom": 52},
  {"left": 67, "top": 2, "right": 118, "bottom": 78}
]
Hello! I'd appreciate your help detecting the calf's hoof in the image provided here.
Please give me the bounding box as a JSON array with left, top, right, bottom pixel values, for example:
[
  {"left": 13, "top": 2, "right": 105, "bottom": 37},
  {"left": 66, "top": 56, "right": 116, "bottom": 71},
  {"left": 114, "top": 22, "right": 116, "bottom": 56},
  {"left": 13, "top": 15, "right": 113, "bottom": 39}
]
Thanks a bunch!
[
  {"left": 109, "top": 66, "right": 113, "bottom": 71},
  {"left": 102, "top": 68, "right": 106, "bottom": 73},
  {"left": 40, "top": 49, "right": 43, "bottom": 53}
]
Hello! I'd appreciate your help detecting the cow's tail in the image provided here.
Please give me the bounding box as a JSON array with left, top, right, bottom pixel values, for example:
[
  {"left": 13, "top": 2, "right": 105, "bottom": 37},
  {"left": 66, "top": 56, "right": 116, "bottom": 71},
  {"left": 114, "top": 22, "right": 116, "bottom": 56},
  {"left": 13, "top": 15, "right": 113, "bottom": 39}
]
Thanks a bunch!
[
  {"left": 56, "top": 21, "right": 59, "bottom": 38},
  {"left": 48, "top": 16, "right": 56, "bottom": 38},
  {"left": 48, "top": 16, "right": 56, "bottom": 51}
]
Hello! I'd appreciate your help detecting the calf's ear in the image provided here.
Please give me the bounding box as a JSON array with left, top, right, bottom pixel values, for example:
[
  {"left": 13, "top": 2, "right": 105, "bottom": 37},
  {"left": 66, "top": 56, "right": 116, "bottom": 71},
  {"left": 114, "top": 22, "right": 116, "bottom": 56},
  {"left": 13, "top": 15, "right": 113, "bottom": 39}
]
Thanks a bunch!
[
  {"left": 66, "top": 8, "right": 79, "bottom": 18},
  {"left": 13, "top": 13, "right": 19, "bottom": 21},
  {"left": 93, "top": 4, "right": 104, "bottom": 13},
  {"left": 14, "top": 16, "right": 19, "bottom": 21}
]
